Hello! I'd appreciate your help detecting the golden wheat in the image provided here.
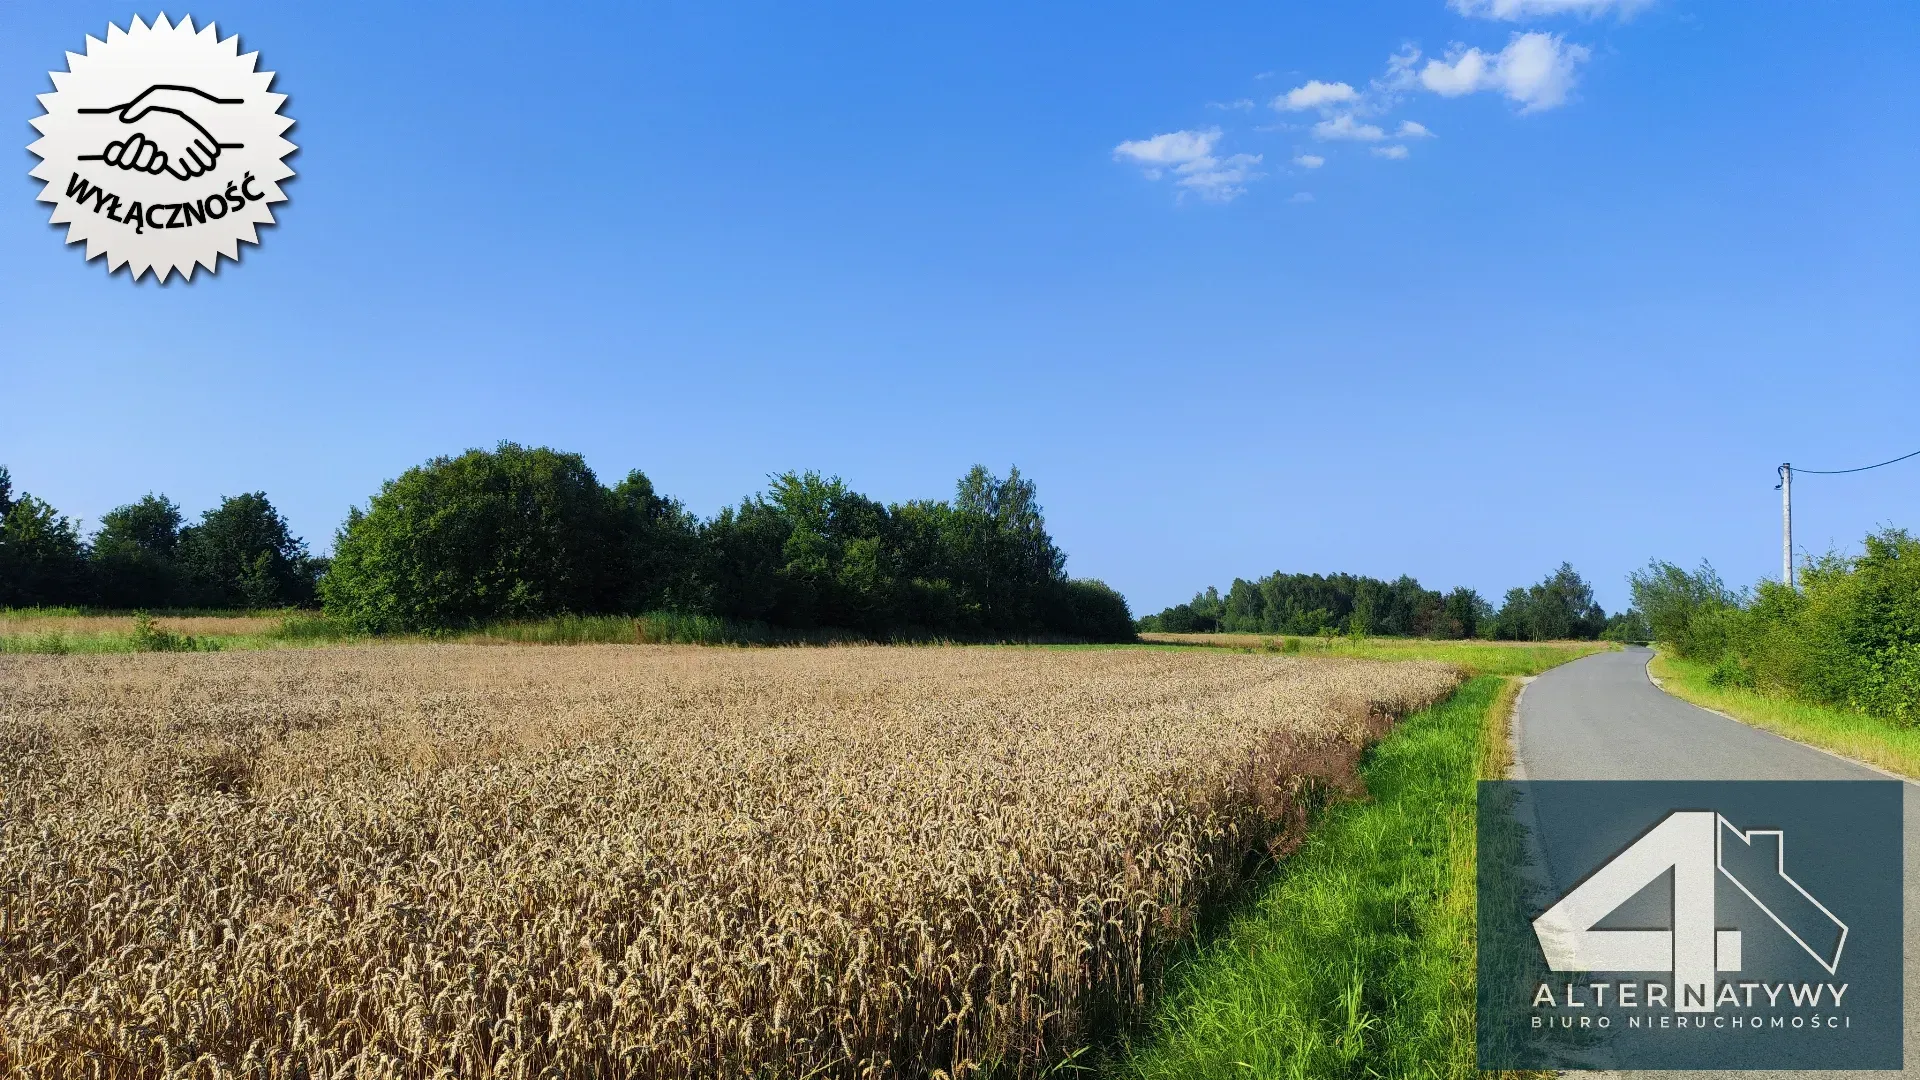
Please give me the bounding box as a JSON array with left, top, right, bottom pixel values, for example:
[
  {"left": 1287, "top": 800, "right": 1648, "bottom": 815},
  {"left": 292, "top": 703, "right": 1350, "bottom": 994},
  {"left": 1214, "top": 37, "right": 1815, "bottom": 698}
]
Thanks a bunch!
[{"left": 0, "top": 644, "right": 1458, "bottom": 1079}]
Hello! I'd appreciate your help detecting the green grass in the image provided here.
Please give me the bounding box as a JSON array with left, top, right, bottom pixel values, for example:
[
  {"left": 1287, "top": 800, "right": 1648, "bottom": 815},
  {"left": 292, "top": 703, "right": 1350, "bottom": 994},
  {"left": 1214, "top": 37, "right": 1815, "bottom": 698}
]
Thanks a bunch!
[
  {"left": 1105, "top": 677, "right": 1498, "bottom": 1079},
  {"left": 1137, "top": 633, "right": 1614, "bottom": 677},
  {"left": 0, "top": 610, "right": 1050, "bottom": 654},
  {"left": 1651, "top": 651, "right": 1920, "bottom": 779},
  {"left": 455, "top": 612, "right": 881, "bottom": 646},
  {"left": 0, "top": 615, "right": 316, "bottom": 654}
]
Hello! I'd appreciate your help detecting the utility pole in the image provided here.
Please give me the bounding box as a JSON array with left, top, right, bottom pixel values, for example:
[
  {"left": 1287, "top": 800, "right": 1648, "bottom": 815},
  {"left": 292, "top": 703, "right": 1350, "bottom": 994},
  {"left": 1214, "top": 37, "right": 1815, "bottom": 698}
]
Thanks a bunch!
[{"left": 1778, "top": 462, "right": 1793, "bottom": 589}]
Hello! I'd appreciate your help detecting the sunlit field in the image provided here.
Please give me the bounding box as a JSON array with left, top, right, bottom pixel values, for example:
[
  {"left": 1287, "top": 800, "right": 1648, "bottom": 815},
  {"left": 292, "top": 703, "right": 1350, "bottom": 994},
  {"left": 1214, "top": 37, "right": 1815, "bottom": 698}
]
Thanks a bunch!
[{"left": 0, "top": 644, "right": 1459, "bottom": 1079}]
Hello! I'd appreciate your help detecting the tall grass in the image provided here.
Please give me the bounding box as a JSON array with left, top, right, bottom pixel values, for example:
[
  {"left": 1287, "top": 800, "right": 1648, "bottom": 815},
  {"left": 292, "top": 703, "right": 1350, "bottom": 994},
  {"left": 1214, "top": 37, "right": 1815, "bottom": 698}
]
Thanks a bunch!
[
  {"left": 458, "top": 612, "right": 872, "bottom": 646},
  {"left": 0, "top": 607, "right": 1121, "bottom": 654}
]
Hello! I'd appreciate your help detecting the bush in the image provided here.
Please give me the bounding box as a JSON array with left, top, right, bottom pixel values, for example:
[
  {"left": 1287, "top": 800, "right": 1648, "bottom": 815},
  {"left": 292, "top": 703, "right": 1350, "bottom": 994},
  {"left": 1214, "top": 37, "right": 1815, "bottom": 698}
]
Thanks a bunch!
[
  {"left": 1706, "top": 653, "right": 1755, "bottom": 690},
  {"left": 1645, "top": 530, "right": 1920, "bottom": 724},
  {"left": 130, "top": 612, "right": 207, "bottom": 652},
  {"left": 1627, "top": 559, "right": 1741, "bottom": 658},
  {"left": 1051, "top": 579, "right": 1136, "bottom": 643},
  {"left": 322, "top": 444, "right": 667, "bottom": 633}
]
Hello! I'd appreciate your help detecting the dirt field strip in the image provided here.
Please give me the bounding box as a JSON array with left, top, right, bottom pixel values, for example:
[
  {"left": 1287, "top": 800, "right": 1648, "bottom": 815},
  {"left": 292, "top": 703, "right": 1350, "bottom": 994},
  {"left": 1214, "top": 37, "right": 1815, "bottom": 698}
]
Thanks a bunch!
[{"left": 0, "top": 645, "right": 1458, "bottom": 1079}]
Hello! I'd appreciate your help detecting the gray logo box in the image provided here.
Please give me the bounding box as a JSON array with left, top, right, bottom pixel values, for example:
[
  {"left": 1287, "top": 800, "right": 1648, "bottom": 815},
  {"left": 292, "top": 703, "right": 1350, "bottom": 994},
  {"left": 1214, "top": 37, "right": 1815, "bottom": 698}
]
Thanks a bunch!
[{"left": 1478, "top": 781, "right": 1902, "bottom": 1070}]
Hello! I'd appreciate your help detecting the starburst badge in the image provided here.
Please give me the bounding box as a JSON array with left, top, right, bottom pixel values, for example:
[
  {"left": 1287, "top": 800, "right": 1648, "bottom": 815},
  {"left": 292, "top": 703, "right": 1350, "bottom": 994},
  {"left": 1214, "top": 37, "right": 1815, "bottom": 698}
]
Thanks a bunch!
[{"left": 28, "top": 15, "right": 296, "bottom": 282}]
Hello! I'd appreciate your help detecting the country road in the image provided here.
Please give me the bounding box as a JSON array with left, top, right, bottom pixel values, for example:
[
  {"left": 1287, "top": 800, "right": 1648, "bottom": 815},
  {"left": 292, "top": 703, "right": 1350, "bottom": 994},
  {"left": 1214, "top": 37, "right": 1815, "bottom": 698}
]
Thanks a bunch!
[{"left": 1512, "top": 645, "right": 1920, "bottom": 1078}]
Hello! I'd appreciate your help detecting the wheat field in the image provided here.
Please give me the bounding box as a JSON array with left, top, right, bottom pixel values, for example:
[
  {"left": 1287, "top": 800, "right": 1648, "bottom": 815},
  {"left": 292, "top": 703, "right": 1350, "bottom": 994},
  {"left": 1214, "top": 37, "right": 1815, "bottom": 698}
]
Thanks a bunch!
[{"left": 0, "top": 644, "right": 1459, "bottom": 1079}]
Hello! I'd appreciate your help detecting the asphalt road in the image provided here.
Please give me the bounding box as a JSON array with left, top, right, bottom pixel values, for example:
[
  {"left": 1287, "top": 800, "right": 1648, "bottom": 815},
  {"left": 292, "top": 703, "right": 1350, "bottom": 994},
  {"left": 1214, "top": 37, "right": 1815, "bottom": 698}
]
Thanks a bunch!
[{"left": 1512, "top": 645, "right": 1919, "bottom": 1077}]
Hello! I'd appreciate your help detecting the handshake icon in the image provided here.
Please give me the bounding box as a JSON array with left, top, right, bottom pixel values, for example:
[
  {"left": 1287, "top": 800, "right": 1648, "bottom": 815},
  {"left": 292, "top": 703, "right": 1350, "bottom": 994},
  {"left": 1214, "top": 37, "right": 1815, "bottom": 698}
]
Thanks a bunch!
[{"left": 78, "top": 84, "right": 245, "bottom": 181}]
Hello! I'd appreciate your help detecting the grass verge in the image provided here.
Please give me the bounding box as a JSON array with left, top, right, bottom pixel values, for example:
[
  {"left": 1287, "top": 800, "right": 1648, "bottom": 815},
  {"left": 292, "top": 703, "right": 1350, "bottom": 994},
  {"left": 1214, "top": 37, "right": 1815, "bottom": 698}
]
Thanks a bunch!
[
  {"left": 1105, "top": 665, "right": 1560, "bottom": 1080},
  {"left": 1106, "top": 676, "right": 1504, "bottom": 1078},
  {"left": 1649, "top": 651, "right": 1920, "bottom": 779}
]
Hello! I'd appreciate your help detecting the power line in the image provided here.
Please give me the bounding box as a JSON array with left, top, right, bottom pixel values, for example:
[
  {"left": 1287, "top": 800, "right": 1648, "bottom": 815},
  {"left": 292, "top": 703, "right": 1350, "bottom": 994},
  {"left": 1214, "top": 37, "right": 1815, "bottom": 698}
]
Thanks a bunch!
[{"left": 1793, "top": 447, "right": 1920, "bottom": 475}]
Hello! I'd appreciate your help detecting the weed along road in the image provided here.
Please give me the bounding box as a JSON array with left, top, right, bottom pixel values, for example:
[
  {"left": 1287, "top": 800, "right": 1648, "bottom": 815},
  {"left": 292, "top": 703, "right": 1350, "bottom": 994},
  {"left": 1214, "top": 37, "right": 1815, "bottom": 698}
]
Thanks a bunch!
[{"left": 1512, "top": 645, "right": 1920, "bottom": 1078}]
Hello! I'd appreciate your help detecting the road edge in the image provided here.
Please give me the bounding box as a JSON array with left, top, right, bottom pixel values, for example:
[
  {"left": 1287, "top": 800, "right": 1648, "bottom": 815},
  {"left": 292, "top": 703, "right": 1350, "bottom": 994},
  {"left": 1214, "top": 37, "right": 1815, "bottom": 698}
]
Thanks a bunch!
[{"left": 1637, "top": 648, "right": 1917, "bottom": 789}]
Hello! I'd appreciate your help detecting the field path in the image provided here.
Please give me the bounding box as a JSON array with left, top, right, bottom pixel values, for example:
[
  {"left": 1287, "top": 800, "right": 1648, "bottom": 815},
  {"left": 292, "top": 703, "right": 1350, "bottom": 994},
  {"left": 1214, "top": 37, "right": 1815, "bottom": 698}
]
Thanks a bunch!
[{"left": 1511, "top": 646, "right": 1920, "bottom": 1078}]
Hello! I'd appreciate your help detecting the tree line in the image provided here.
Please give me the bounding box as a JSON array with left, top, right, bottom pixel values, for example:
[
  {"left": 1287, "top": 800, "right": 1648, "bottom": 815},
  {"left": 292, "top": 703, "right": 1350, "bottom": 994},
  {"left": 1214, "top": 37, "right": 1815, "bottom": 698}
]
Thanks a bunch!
[
  {"left": 1140, "top": 562, "right": 1631, "bottom": 641},
  {"left": 0, "top": 467, "right": 322, "bottom": 610},
  {"left": 1631, "top": 529, "right": 1920, "bottom": 722},
  {"left": 0, "top": 446, "right": 1134, "bottom": 642}
]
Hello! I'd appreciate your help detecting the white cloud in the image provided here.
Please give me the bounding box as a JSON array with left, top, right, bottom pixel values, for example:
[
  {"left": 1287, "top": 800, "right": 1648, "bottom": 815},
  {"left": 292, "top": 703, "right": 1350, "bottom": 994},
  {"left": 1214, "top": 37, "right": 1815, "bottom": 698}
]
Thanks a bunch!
[
  {"left": 1382, "top": 45, "right": 1422, "bottom": 89},
  {"left": 1288, "top": 192, "right": 1315, "bottom": 204},
  {"left": 1112, "top": 128, "right": 1220, "bottom": 177},
  {"left": 1372, "top": 144, "right": 1410, "bottom": 159},
  {"left": 1293, "top": 153, "right": 1326, "bottom": 168},
  {"left": 1312, "top": 113, "right": 1387, "bottom": 141},
  {"left": 1448, "top": 0, "right": 1652, "bottom": 20},
  {"left": 1275, "top": 80, "right": 1359, "bottom": 111},
  {"left": 1175, "top": 153, "right": 1264, "bottom": 202},
  {"left": 1418, "top": 32, "right": 1589, "bottom": 111},
  {"left": 1208, "top": 98, "right": 1257, "bottom": 111},
  {"left": 1114, "top": 129, "right": 1262, "bottom": 202},
  {"left": 1397, "top": 120, "right": 1434, "bottom": 138}
]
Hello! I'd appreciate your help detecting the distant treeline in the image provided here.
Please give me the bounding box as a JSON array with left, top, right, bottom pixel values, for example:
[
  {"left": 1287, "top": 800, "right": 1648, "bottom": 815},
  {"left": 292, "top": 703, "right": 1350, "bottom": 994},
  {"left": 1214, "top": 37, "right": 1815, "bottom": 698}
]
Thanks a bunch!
[
  {"left": 1142, "top": 562, "right": 1631, "bottom": 641},
  {"left": 1633, "top": 529, "right": 1920, "bottom": 722},
  {"left": 0, "top": 446, "right": 1134, "bottom": 642}
]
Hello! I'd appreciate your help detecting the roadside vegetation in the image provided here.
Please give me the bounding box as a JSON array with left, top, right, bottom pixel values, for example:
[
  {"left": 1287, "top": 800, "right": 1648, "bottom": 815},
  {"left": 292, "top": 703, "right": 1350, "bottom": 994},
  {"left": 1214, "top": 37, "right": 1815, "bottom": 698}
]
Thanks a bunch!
[
  {"left": 1632, "top": 531, "right": 1920, "bottom": 772},
  {"left": 1650, "top": 652, "right": 1920, "bottom": 778},
  {"left": 1110, "top": 647, "right": 1569, "bottom": 1079}
]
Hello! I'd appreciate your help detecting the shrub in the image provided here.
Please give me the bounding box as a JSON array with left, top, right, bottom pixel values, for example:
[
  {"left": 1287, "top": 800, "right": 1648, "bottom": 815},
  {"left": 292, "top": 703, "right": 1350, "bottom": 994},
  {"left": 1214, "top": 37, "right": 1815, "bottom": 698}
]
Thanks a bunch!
[
  {"left": 1649, "top": 530, "right": 1920, "bottom": 724},
  {"left": 130, "top": 612, "right": 198, "bottom": 652},
  {"left": 321, "top": 444, "right": 669, "bottom": 633},
  {"left": 1050, "top": 578, "right": 1136, "bottom": 643},
  {"left": 1706, "top": 653, "right": 1755, "bottom": 690}
]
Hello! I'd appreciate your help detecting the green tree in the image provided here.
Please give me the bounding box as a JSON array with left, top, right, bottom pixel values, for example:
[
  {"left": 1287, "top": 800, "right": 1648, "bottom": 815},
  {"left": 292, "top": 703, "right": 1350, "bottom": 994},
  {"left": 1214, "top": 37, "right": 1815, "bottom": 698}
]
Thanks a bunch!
[
  {"left": 1492, "top": 563, "right": 1607, "bottom": 641},
  {"left": 1142, "top": 572, "right": 1469, "bottom": 638},
  {"left": 613, "top": 470, "right": 699, "bottom": 611},
  {"left": 1626, "top": 559, "right": 1741, "bottom": 656},
  {"left": 1442, "top": 586, "right": 1491, "bottom": 639},
  {"left": 0, "top": 483, "right": 88, "bottom": 607},
  {"left": 322, "top": 444, "right": 646, "bottom": 632},
  {"left": 1601, "top": 609, "right": 1653, "bottom": 642},
  {"left": 179, "top": 492, "right": 321, "bottom": 608},
  {"left": 91, "top": 494, "right": 186, "bottom": 608},
  {"left": 950, "top": 465, "right": 1066, "bottom": 633}
]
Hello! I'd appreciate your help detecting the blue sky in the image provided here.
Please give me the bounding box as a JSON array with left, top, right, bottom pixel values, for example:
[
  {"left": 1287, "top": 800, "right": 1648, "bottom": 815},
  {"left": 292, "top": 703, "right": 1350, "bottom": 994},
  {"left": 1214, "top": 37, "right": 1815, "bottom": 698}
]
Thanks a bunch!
[{"left": 3, "top": 0, "right": 1916, "bottom": 615}]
